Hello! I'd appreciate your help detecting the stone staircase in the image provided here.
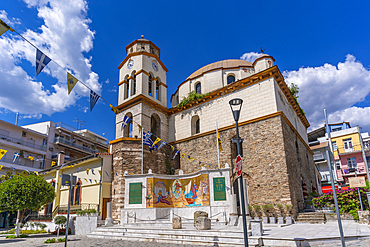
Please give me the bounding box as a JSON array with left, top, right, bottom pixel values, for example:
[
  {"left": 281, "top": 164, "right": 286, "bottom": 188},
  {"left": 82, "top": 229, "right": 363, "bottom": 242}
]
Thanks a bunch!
[
  {"left": 87, "top": 221, "right": 263, "bottom": 246},
  {"left": 295, "top": 212, "right": 326, "bottom": 224}
]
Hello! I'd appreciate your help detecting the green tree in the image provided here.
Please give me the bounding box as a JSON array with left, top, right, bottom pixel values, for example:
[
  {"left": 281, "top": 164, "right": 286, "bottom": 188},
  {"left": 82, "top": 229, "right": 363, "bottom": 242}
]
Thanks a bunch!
[
  {"left": 0, "top": 171, "right": 55, "bottom": 236},
  {"left": 288, "top": 83, "right": 300, "bottom": 100},
  {"left": 54, "top": 215, "right": 67, "bottom": 238}
]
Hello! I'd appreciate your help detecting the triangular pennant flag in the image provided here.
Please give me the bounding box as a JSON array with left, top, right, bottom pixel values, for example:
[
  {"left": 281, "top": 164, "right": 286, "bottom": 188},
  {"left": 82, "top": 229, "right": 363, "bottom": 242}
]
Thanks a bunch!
[
  {"left": 36, "top": 49, "right": 51, "bottom": 75},
  {"left": 0, "top": 165, "right": 3, "bottom": 171},
  {"left": 121, "top": 115, "right": 132, "bottom": 131},
  {"left": 199, "top": 161, "right": 202, "bottom": 166},
  {"left": 98, "top": 170, "right": 101, "bottom": 176},
  {"left": 152, "top": 137, "right": 161, "bottom": 148},
  {"left": 94, "top": 179, "right": 97, "bottom": 183},
  {"left": 0, "top": 149, "right": 7, "bottom": 160},
  {"left": 67, "top": 72, "right": 78, "bottom": 95},
  {"left": 115, "top": 172, "right": 118, "bottom": 176},
  {"left": 171, "top": 145, "right": 174, "bottom": 151},
  {"left": 77, "top": 167, "right": 82, "bottom": 172},
  {"left": 157, "top": 141, "right": 166, "bottom": 150},
  {"left": 13, "top": 153, "right": 20, "bottom": 163},
  {"left": 86, "top": 168, "right": 90, "bottom": 175},
  {"left": 84, "top": 178, "right": 88, "bottom": 182},
  {"left": 89, "top": 179, "right": 92, "bottom": 183},
  {"left": 120, "top": 173, "right": 124, "bottom": 177},
  {"left": 0, "top": 19, "right": 14, "bottom": 36},
  {"left": 109, "top": 104, "right": 119, "bottom": 114},
  {"left": 137, "top": 124, "right": 142, "bottom": 135},
  {"left": 28, "top": 156, "right": 34, "bottom": 161},
  {"left": 34, "top": 171, "right": 39, "bottom": 176},
  {"left": 59, "top": 175, "right": 62, "bottom": 178},
  {"left": 52, "top": 174, "right": 55, "bottom": 178},
  {"left": 105, "top": 171, "right": 109, "bottom": 177},
  {"left": 90, "top": 90, "right": 100, "bottom": 111},
  {"left": 91, "top": 169, "right": 95, "bottom": 175},
  {"left": 173, "top": 150, "right": 180, "bottom": 159},
  {"left": 181, "top": 153, "right": 185, "bottom": 161}
]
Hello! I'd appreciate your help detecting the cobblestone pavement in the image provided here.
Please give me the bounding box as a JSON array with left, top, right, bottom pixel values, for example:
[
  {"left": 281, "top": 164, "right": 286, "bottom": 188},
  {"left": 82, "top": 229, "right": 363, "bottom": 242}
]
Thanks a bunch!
[{"left": 0, "top": 234, "right": 198, "bottom": 247}]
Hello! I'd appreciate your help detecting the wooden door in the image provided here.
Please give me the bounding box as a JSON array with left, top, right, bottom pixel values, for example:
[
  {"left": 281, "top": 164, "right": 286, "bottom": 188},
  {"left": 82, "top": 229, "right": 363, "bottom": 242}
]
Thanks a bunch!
[{"left": 101, "top": 198, "right": 110, "bottom": 220}]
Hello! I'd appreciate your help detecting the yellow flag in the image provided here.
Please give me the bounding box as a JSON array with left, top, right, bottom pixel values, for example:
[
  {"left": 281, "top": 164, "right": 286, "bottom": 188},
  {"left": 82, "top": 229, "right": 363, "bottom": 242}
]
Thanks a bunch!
[
  {"left": 86, "top": 168, "right": 89, "bottom": 175},
  {"left": 84, "top": 178, "right": 88, "bottom": 182},
  {"left": 120, "top": 173, "right": 124, "bottom": 177},
  {"left": 0, "top": 149, "right": 7, "bottom": 160},
  {"left": 67, "top": 72, "right": 78, "bottom": 95},
  {"left": 218, "top": 132, "right": 223, "bottom": 152},
  {"left": 28, "top": 156, "right": 34, "bottom": 161},
  {"left": 181, "top": 153, "right": 185, "bottom": 161},
  {"left": 152, "top": 137, "right": 161, "bottom": 147},
  {"left": 0, "top": 19, "right": 13, "bottom": 37},
  {"left": 137, "top": 124, "right": 142, "bottom": 134},
  {"left": 94, "top": 179, "right": 97, "bottom": 183},
  {"left": 51, "top": 161, "right": 56, "bottom": 167},
  {"left": 0, "top": 165, "right": 3, "bottom": 171},
  {"left": 34, "top": 171, "right": 39, "bottom": 176},
  {"left": 98, "top": 170, "right": 101, "bottom": 176},
  {"left": 171, "top": 146, "right": 174, "bottom": 151},
  {"left": 109, "top": 104, "right": 119, "bottom": 114},
  {"left": 52, "top": 174, "right": 55, "bottom": 178}
]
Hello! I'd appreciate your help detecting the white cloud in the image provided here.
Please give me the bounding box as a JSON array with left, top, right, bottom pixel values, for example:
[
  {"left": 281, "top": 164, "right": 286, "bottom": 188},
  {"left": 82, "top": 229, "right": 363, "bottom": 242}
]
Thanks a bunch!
[
  {"left": 240, "top": 52, "right": 260, "bottom": 63},
  {"left": 0, "top": 0, "right": 100, "bottom": 117},
  {"left": 0, "top": 10, "right": 21, "bottom": 25},
  {"left": 283, "top": 55, "right": 370, "bottom": 131}
]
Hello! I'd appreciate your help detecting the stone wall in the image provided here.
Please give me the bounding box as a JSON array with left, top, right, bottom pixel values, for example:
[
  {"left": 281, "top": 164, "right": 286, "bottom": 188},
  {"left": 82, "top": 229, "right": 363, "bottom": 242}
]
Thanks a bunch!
[
  {"left": 174, "top": 114, "right": 317, "bottom": 216},
  {"left": 110, "top": 138, "right": 170, "bottom": 219}
]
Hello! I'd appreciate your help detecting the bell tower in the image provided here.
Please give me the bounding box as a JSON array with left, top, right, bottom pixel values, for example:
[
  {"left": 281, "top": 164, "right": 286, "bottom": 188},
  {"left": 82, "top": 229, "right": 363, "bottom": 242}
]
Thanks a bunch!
[{"left": 115, "top": 36, "right": 169, "bottom": 141}]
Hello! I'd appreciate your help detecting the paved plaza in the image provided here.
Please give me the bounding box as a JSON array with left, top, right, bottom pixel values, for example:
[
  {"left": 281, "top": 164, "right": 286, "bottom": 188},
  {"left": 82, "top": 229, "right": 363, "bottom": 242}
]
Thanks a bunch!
[{"left": 1, "top": 221, "right": 370, "bottom": 246}]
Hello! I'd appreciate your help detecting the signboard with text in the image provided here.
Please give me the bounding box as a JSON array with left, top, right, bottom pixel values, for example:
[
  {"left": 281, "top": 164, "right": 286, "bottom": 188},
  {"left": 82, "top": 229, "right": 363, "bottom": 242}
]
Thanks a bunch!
[{"left": 349, "top": 177, "right": 366, "bottom": 188}]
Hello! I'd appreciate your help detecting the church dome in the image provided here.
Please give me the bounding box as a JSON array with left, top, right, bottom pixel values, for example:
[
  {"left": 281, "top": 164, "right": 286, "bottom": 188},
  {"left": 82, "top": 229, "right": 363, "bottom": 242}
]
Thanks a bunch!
[{"left": 186, "top": 59, "right": 252, "bottom": 81}]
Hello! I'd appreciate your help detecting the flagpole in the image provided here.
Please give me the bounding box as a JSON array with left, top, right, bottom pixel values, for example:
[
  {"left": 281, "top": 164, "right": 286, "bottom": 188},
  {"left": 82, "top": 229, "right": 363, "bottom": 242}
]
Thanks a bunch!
[
  {"left": 216, "top": 120, "right": 220, "bottom": 169},
  {"left": 141, "top": 127, "right": 144, "bottom": 174}
]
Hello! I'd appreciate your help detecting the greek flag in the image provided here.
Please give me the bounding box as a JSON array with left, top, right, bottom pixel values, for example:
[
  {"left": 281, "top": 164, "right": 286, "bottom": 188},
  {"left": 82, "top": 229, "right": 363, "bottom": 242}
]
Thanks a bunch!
[
  {"left": 36, "top": 49, "right": 51, "bottom": 75},
  {"left": 90, "top": 90, "right": 100, "bottom": 111},
  {"left": 13, "top": 152, "right": 20, "bottom": 163},
  {"left": 143, "top": 132, "right": 157, "bottom": 150},
  {"left": 121, "top": 115, "right": 131, "bottom": 130},
  {"left": 157, "top": 141, "right": 166, "bottom": 150}
]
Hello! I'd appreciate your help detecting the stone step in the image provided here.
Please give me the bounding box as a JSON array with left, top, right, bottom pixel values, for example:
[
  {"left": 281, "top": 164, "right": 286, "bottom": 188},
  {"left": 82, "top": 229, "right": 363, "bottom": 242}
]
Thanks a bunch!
[{"left": 87, "top": 232, "right": 262, "bottom": 247}]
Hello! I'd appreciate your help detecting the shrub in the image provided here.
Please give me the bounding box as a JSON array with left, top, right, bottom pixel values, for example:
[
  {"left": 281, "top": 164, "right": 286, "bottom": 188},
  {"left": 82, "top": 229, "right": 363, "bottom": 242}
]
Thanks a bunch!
[
  {"left": 44, "top": 238, "right": 56, "bottom": 243},
  {"left": 6, "top": 235, "right": 16, "bottom": 239},
  {"left": 253, "top": 205, "right": 261, "bottom": 211},
  {"left": 5, "top": 234, "right": 28, "bottom": 238},
  {"left": 177, "top": 91, "right": 208, "bottom": 108},
  {"left": 54, "top": 216, "right": 67, "bottom": 226},
  {"left": 51, "top": 228, "right": 71, "bottom": 235}
]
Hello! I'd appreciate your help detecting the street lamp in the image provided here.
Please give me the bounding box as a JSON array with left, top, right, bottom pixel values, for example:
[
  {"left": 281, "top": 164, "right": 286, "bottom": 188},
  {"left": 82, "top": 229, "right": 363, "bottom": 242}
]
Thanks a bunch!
[{"left": 229, "top": 98, "right": 248, "bottom": 247}]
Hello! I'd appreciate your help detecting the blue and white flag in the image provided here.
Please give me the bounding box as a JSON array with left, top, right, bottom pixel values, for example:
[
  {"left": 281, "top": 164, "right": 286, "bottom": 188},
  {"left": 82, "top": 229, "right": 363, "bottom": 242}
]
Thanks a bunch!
[
  {"left": 121, "top": 115, "right": 131, "bottom": 130},
  {"left": 173, "top": 150, "right": 180, "bottom": 159},
  {"left": 13, "top": 152, "right": 20, "bottom": 163},
  {"left": 143, "top": 132, "right": 157, "bottom": 150},
  {"left": 89, "top": 179, "right": 92, "bottom": 183},
  {"left": 90, "top": 90, "right": 100, "bottom": 111},
  {"left": 36, "top": 49, "right": 51, "bottom": 75},
  {"left": 91, "top": 169, "right": 95, "bottom": 175},
  {"left": 105, "top": 171, "right": 109, "bottom": 177},
  {"left": 77, "top": 167, "right": 82, "bottom": 172},
  {"left": 157, "top": 141, "right": 166, "bottom": 150}
]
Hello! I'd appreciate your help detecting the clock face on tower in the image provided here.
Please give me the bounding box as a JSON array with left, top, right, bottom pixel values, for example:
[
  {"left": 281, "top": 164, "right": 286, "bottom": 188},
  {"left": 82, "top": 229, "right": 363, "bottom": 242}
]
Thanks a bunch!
[
  {"left": 127, "top": 59, "right": 134, "bottom": 69},
  {"left": 152, "top": 61, "right": 158, "bottom": 72}
]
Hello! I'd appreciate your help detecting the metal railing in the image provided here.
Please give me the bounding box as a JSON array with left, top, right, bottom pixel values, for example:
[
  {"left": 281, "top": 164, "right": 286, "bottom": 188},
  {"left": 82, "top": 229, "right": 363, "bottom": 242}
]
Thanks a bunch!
[
  {"left": 313, "top": 152, "right": 325, "bottom": 161},
  {"left": 57, "top": 203, "right": 98, "bottom": 214},
  {"left": 54, "top": 137, "right": 96, "bottom": 153},
  {"left": 0, "top": 133, "right": 46, "bottom": 151},
  {"left": 0, "top": 157, "right": 44, "bottom": 169}
]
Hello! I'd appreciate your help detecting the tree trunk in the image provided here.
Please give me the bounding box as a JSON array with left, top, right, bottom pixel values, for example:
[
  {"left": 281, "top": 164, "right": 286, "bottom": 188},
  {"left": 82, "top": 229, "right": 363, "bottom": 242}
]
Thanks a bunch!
[{"left": 15, "top": 210, "right": 24, "bottom": 237}]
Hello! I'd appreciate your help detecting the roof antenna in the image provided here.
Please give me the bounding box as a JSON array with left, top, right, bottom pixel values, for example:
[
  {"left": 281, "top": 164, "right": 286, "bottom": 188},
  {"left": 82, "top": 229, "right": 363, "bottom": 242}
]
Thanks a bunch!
[{"left": 260, "top": 47, "right": 265, "bottom": 53}]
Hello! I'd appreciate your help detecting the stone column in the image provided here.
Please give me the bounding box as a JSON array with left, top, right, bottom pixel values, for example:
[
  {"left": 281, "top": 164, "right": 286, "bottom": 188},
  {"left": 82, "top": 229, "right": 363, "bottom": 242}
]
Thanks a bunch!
[
  {"left": 151, "top": 79, "right": 156, "bottom": 99},
  {"left": 105, "top": 202, "right": 113, "bottom": 226},
  {"left": 129, "top": 79, "right": 134, "bottom": 96}
]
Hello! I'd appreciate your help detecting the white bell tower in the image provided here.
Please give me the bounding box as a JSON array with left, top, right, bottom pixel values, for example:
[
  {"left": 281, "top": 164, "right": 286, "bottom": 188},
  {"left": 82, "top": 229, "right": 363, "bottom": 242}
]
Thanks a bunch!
[{"left": 114, "top": 36, "right": 169, "bottom": 140}]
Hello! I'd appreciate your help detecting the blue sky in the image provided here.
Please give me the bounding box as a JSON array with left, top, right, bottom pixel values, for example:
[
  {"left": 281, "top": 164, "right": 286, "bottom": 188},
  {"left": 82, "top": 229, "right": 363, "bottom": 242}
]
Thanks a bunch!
[{"left": 1, "top": 0, "right": 370, "bottom": 141}]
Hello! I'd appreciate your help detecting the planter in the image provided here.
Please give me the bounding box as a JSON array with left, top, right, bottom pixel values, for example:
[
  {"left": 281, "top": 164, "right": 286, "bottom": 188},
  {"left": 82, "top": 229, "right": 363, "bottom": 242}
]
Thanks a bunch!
[
  {"left": 262, "top": 217, "right": 268, "bottom": 224},
  {"left": 278, "top": 217, "right": 284, "bottom": 224},
  {"left": 286, "top": 216, "right": 292, "bottom": 224},
  {"left": 269, "top": 217, "right": 276, "bottom": 224}
]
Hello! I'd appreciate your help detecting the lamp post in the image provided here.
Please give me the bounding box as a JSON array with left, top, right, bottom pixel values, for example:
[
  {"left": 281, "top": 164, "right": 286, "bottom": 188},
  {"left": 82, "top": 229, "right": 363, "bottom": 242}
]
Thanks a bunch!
[{"left": 229, "top": 98, "right": 248, "bottom": 247}]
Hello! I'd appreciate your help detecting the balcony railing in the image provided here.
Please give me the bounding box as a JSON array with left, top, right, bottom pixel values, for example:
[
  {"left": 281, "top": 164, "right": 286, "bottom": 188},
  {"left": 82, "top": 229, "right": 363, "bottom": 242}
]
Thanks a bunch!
[
  {"left": 336, "top": 143, "right": 362, "bottom": 155},
  {"left": 54, "top": 137, "right": 96, "bottom": 154},
  {"left": 0, "top": 133, "right": 46, "bottom": 151},
  {"left": 0, "top": 156, "right": 44, "bottom": 169},
  {"left": 313, "top": 152, "right": 325, "bottom": 161}
]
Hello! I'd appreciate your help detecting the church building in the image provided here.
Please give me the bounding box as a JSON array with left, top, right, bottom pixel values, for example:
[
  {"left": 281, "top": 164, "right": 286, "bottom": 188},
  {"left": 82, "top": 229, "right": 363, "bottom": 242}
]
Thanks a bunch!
[{"left": 109, "top": 36, "right": 318, "bottom": 220}]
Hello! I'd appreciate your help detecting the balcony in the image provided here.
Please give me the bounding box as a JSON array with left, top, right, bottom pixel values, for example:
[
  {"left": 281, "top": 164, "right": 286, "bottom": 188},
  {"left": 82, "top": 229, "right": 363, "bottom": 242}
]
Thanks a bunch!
[
  {"left": 313, "top": 152, "right": 325, "bottom": 161},
  {"left": 54, "top": 137, "right": 96, "bottom": 154},
  {"left": 336, "top": 144, "right": 362, "bottom": 156},
  {"left": 0, "top": 156, "right": 44, "bottom": 170},
  {"left": 0, "top": 134, "right": 46, "bottom": 152}
]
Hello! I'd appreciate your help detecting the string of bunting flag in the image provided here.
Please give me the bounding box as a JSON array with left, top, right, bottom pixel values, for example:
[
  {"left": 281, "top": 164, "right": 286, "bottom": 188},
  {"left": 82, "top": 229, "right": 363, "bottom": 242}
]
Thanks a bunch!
[
  {"left": 0, "top": 19, "right": 223, "bottom": 171},
  {"left": 0, "top": 18, "right": 119, "bottom": 113}
]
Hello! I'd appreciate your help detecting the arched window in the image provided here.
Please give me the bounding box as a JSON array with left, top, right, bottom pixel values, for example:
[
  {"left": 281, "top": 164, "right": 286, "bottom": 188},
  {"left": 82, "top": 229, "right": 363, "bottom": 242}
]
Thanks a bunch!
[
  {"left": 191, "top": 115, "right": 200, "bottom": 135},
  {"left": 148, "top": 74, "right": 153, "bottom": 96},
  {"left": 156, "top": 78, "right": 160, "bottom": 101},
  {"left": 227, "top": 75, "right": 235, "bottom": 84},
  {"left": 151, "top": 113, "right": 161, "bottom": 138},
  {"left": 195, "top": 82, "right": 201, "bottom": 94},
  {"left": 123, "top": 113, "right": 133, "bottom": 137}
]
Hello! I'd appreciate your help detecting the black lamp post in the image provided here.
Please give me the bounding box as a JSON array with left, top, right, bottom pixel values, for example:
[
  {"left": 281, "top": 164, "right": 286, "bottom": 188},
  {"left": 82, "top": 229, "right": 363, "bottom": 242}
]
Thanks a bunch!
[{"left": 229, "top": 98, "right": 248, "bottom": 247}]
